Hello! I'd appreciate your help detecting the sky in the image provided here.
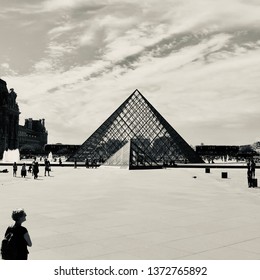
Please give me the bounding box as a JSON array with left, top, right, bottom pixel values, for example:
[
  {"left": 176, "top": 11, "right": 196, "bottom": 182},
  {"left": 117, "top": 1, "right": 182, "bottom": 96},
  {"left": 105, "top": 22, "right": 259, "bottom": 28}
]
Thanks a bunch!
[{"left": 1, "top": 0, "right": 260, "bottom": 146}]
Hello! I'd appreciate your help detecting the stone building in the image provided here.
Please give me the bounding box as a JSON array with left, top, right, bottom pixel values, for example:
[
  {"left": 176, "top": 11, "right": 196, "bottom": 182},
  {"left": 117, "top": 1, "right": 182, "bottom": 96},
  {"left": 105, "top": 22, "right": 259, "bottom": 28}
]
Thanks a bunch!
[
  {"left": 0, "top": 78, "right": 48, "bottom": 158},
  {"left": 18, "top": 118, "right": 48, "bottom": 156},
  {"left": 0, "top": 79, "right": 20, "bottom": 158}
]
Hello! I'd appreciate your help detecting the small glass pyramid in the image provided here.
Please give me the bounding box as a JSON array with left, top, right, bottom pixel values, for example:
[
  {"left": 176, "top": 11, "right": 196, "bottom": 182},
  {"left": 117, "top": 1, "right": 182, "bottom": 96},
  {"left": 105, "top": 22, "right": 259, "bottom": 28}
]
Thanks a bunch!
[{"left": 68, "top": 89, "right": 203, "bottom": 168}]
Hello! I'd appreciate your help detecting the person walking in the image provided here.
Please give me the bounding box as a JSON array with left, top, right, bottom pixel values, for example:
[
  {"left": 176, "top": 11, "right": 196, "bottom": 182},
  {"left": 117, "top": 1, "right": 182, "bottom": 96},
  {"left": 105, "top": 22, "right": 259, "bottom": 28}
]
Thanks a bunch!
[
  {"left": 85, "top": 158, "right": 89, "bottom": 168},
  {"left": 21, "top": 163, "right": 27, "bottom": 178},
  {"left": 31, "top": 160, "right": 35, "bottom": 177},
  {"left": 247, "top": 160, "right": 253, "bottom": 188},
  {"left": 251, "top": 158, "right": 256, "bottom": 179},
  {"left": 28, "top": 164, "right": 32, "bottom": 173},
  {"left": 44, "top": 158, "right": 51, "bottom": 176},
  {"left": 1, "top": 208, "right": 32, "bottom": 260},
  {"left": 13, "top": 162, "right": 18, "bottom": 177},
  {"left": 33, "top": 161, "right": 39, "bottom": 179}
]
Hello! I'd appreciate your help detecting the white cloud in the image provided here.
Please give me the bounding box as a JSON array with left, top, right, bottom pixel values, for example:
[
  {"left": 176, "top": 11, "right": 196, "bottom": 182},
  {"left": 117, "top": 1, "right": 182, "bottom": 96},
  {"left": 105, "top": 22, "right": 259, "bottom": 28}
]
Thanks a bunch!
[
  {"left": 33, "top": 61, "right": 53, "bottom": 72},
  {"left": 1, "top": 62, "right": 10, "bottom": 69},
  {"left": 1, "top": 62, "right": 17, "bottom": 75},
  {"left": 41, "top": 0, "right": 107, "bottom": 12},
  {"left": 48, "top": 25, "right": 75, "bottom": 38},
  {"left": 102, "top": 22, "right": 170, "bottom": 62},
  {"left": 47, "top": 42, "right": 75, "bottom": 58}
]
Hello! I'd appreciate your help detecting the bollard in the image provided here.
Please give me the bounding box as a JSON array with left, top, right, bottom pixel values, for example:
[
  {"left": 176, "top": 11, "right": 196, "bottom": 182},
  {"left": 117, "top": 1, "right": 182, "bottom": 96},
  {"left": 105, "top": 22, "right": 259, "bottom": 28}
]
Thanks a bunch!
[
  {"left": 221, "top": 172, "right": 228, "bottom": 179},
  {"left": 252, "top": 178, "right": 258, "bottom": 188}
]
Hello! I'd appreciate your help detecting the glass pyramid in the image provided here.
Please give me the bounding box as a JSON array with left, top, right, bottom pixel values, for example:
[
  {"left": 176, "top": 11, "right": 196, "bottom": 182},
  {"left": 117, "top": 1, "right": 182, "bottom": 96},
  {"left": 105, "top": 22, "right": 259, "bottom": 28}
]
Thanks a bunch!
[{"left": 68, "top": 89, "right": 203, "bottom": 167}]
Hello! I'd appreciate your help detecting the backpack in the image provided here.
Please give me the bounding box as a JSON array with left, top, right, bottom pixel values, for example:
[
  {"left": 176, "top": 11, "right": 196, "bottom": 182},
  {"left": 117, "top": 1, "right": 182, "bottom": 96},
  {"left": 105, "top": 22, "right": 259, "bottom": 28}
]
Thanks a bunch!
[{"left": 1, "top": 229, "right": 18, "bottom": 260}]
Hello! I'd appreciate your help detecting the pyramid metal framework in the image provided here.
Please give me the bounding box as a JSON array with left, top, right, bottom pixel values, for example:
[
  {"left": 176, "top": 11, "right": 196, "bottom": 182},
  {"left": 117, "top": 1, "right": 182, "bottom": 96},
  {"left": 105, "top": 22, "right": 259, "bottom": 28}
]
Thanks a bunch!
[{"left": 68, "top": 89, "right": 203, "bottom": 167}]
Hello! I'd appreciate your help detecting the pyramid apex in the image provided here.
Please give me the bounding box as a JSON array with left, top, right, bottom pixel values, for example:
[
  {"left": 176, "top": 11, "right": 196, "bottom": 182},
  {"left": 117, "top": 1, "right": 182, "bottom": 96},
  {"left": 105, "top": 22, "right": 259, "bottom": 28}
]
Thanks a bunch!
[
  {"left": 133, "top": 89, "right": 141, "bottom": 94},
  {"left": 131, "top": 89, "right": 144, "bottom": 99}
]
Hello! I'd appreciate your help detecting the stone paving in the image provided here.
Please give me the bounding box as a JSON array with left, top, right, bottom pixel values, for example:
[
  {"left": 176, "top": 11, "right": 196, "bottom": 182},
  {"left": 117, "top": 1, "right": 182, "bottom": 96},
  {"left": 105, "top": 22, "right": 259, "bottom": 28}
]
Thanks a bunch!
[{"left": 0, "top": 164, "right": 260, "bottom": 260}]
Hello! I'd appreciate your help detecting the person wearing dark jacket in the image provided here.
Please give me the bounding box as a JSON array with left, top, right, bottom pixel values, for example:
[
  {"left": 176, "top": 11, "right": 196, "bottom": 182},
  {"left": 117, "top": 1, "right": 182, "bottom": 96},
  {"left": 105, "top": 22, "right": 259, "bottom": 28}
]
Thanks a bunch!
[
  {"left": 3, "top": 208, "right": 32, "bottom": 260},
  {"left": 33, "top": 161, "right": 39, "bottom": 179}
]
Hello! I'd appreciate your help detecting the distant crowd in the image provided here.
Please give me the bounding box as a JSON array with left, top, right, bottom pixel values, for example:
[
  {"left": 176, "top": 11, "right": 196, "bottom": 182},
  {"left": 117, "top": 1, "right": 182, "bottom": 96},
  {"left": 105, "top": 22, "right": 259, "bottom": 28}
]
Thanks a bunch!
[{"left": 12, "top": 157, "right": 52, "bottom": 179}]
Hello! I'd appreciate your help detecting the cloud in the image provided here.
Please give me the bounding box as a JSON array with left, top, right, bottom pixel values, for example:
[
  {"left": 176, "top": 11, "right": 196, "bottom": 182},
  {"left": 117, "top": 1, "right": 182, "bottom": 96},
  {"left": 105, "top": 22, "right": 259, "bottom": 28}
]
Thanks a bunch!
[
  {"left": 1, "top": 62, "right": 17, "bottom": 75},
  {"left": 1, "top": 63, "right": 10, "bottom": 69},
  {"left": 41, "top": 0, "right": 107, "bottom": 13},
  {"left": 5, "top": 29, "right": 260, "bottom": 144},
  {"left": 162, "top": 0, "right": 260, "bottom": 33},
  {"left": 1, "top": 0, "right": 260, "bottom": 145},
  {"left": 48, "top": 25, "right": 75, "bottom": 38}
]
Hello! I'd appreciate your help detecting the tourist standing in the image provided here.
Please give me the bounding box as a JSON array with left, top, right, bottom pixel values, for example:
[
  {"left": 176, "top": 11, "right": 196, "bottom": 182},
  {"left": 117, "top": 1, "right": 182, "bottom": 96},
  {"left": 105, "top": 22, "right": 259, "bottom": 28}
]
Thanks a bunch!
[
  {"left": 31, "top": 160, "right": 35, "bottom": 177},
  {"left": 28, "top": 164, "right": 32, "bottom": 173},
  {"left": 247, "top": 160, "right": 253, "bottom": 188},
  {"left": 1, "top": 208, "right": 32, "bottom": 260},
  {"left": 13, "top": 162, "right": 17, "bottom": 177},
  {"left": 44, "top": 158, "right": 51, "bottom": 176},
  {"left": 21, "top": 163, "right": 27, "bottom": 178},
  {"left": 33, "top": 161, "right": 39, "bottom": 179},
  {"left": 251, "top": 158, "right": 256, "bottom": 179},
  {"left": 85, "top": 158, "right": 89, "bottom": 168}
]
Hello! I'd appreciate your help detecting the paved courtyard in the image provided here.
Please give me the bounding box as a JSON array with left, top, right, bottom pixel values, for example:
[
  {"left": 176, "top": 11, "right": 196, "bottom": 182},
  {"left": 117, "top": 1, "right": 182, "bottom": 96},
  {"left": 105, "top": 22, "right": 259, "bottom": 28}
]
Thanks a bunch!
[{"left": 0, "top": 164, "right": 260, "bottom": 260}]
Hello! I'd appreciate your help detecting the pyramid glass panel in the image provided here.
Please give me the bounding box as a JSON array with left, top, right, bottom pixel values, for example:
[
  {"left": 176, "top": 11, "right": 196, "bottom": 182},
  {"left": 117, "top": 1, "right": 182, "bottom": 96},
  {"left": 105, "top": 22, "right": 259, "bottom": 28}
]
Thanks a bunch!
[
  {"left": 68, "top": 89, "right": 204, "bottom": 167},
  {"left": 103, "top": 141, "right": 130, "bottom": 167}
]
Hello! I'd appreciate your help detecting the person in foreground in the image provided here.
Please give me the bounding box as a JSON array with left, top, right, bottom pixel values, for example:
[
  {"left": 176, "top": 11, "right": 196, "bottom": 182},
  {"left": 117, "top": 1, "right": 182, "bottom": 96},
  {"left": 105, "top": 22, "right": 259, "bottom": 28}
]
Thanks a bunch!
[{"left": 2, "top": 208, "right": 32, "bottom": 260}]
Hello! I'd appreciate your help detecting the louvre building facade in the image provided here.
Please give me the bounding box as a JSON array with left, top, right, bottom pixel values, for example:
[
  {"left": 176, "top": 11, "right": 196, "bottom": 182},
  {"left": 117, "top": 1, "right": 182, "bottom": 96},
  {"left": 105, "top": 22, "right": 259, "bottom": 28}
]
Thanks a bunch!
[
  {"left": 0, "top": 79, "right": 47, "bottom": 158},
  {"left": 0, "top": 79, "right": 20, "bottom": 157}
]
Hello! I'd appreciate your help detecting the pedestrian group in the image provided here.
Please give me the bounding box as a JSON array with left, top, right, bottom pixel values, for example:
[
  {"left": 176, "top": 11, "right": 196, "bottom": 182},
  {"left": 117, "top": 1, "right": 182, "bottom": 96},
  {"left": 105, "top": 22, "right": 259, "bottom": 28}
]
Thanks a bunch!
[{"left": 12, "top": 157, "right": 51, "bottom": 179}]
